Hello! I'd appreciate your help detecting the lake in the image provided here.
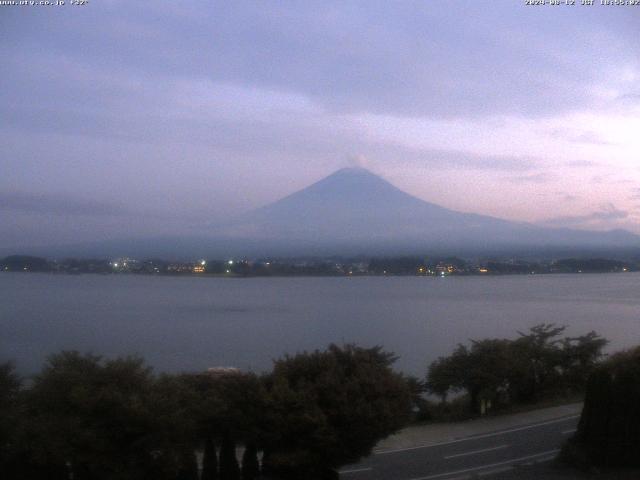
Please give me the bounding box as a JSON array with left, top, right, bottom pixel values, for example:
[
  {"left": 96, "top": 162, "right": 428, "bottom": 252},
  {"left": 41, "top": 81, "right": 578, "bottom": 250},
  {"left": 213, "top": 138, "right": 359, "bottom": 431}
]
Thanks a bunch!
[{"left": 2, "top": 272, "right": 639, "bottom": 376}]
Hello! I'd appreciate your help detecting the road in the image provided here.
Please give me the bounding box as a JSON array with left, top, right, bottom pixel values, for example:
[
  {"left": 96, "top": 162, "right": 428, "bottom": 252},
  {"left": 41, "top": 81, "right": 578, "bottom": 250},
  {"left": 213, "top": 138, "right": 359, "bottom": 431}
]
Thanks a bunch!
[{"left": 340, "top": 414, "right": 580, "bottom": 480}]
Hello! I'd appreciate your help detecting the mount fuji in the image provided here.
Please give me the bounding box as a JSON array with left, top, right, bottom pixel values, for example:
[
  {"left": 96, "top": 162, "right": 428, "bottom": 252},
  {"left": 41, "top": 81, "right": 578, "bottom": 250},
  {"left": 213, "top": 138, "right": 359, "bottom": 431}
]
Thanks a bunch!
[
  {"left": 8, "top": 167, "right": 638, "bottom": 259},
  {"left": 213, "top": 167, "right": 638, "bottom": 255}
]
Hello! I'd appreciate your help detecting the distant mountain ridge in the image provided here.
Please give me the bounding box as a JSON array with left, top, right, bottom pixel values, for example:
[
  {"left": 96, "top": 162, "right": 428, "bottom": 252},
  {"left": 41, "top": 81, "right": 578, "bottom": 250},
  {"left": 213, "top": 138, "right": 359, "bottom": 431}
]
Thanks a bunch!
[{"left": 4, "top": 167, "right": 638, "bottom": 259}]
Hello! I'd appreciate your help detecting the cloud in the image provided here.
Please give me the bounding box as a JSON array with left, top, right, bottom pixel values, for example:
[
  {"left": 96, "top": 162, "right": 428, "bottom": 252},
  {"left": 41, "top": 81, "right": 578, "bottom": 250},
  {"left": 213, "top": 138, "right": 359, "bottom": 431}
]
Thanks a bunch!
[
  {"left": 0, "top": 191, "right": 129, "bottom": 217},
  {"left": 569, "top": 132, "right": 613, "bottom": 146},
  {"left": 557, "top": 193, "right": 578, "bottom": 202},
  {"left": 2, "top": 1, "right": 638, "bottom": 121},
  {"left": 541, "top": 204, "right": 629, "bottom": 227},
  {"left": 551, "top": 129, "right": 613, "bottom": 146},
  {"left": 629, "top": 188, "right": 640, "bottom": 201},
  {"left": 566, "top": 160, "right": 598, "bottom": 168},
  {"left": 1, "top": 1, "right": 639, "bottom": 245},
  {"left": 426, "top": 151, "right": 537, "bottom": 172},
  {"left": 617, "top": 93, "right": 640, "bottom": 104},
  {"left": 508, "top": 173, "right": 551, "bottom": 184},
  {"left": 347, "top": 154, "right": 370, "bottom": 169}
]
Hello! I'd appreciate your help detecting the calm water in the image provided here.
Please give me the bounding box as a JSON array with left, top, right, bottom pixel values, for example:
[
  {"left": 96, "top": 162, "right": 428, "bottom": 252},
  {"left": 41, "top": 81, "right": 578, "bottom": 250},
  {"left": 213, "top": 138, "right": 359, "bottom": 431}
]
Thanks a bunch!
[{"left": 2, "top": 273, "right": 640, "bottom": 376}]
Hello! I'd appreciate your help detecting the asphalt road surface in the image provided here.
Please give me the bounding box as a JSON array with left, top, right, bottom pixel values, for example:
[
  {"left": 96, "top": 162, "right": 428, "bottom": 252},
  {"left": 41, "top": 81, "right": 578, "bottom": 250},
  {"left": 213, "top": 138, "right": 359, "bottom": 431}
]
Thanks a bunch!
[{"left": 340, "top": 414, "right": 580, "bottom": 480}]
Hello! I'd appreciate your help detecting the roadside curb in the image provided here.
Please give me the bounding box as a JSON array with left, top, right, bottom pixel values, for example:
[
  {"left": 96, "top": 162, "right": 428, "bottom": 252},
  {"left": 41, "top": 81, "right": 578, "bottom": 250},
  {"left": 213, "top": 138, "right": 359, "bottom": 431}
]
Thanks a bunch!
[{"left": 374, "top": 403, "right": 583, "bottom": 453}]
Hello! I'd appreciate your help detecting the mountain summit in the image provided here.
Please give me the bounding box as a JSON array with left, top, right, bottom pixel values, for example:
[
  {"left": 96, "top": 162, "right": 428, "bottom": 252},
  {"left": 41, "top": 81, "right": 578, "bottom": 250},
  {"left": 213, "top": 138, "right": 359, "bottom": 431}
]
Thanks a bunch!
[
  {"left": 224, "top": 167, "right": 469, "bottom": 240},
  {"left": 217, "top": 168, "right": 638, "bottom": 255}
]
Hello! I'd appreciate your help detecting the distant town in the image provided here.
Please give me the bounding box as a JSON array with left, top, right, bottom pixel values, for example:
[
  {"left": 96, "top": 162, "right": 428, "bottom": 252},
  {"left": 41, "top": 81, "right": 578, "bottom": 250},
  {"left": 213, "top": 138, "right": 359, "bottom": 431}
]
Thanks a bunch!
[{"left": 1, "top": 254, "right": 637, "bottom": 277}]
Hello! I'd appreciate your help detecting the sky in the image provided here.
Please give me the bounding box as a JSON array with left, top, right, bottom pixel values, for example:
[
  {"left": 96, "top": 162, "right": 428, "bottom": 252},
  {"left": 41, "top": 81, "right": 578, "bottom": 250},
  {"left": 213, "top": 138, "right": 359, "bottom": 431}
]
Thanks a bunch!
[{"left": 1, "top": 0, "right": 639, "bottom": 248}]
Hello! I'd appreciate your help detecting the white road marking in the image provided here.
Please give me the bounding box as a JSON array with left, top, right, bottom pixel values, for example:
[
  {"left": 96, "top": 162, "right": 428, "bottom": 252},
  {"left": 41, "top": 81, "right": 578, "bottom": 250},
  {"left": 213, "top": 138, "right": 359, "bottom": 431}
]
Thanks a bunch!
[
  {"left": 375, "top": 415, "right": 579, "bottom": 455},
  {"left": 444, "top": 444, "right": 509, "bottom": 460},
  {"left": 561, "top": 429, "right": 577, "bottom": 435},
  {"left": 477, "top": 465, "right": 514, "bottom": 477},
  {"left": 408, "top": 449, "right": 560, "bottom": 480},
  {"left": 340, "top": 467, "right": 373, "bottom": 474}
]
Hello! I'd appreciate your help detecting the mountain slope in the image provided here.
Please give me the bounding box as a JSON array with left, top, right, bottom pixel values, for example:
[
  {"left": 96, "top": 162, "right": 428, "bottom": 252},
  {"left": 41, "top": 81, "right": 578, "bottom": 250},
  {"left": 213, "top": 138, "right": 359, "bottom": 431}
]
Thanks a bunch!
[
  {"left": 217, "top": 167, "right": 638, "bottom": 252},
  {"left": 224, "top": 168, "right": 506, "bottom": 239},
  {"left": 6, "top": 168, "right": 637, "bottom": 259}
]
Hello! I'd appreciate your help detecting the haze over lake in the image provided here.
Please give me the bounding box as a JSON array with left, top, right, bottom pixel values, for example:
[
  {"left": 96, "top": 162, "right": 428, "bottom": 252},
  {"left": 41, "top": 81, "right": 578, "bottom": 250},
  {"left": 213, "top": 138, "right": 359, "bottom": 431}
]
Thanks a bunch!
[{"left": 2, "top": 273, "right": 639, "bottom": 376}]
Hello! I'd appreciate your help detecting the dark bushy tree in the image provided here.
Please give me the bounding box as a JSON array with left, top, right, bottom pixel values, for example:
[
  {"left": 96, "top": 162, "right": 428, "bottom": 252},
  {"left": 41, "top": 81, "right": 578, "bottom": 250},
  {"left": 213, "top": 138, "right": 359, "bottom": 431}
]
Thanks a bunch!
[
  {"left": 261, "top": 344, "right": 412, "bottom": 479},
  {"left": 0, "top": 362, "right": 21, "bottom": 477},
  {"left": 509, "top": 324, "right": 567, "bottom": 402},
  {"left": 4, "top": 344, "right": 412, "bottom": 479},
  {"left": 13, "top": 352, "right": 199, "bottom": 480},
  {"left": 241, "top": 443, "right": 259, "bottom": 480},
  {"left": 175, "top": 450, "right": 198, "bottom": 480},
  {"left": 427, "top": 341, "right": 511, "bottom": 414},
  {"left": 560, "top": 332, "right": 608, "bottom": 391},
  {"left": 426, "top": 325, "right": 608, "bottom": 415},
  {"left": 201, "top": 437, "right": 218, "bottom": 480},
  {"left": 183, "top": 370, "right": 265, "bottom": 480},
  {"left": 219, "top": 435, "right": 240, "bottom": 480},
  {"left": 426, "top": 356, "right": 459, "bottom": 403},
  {"left": 566, "top": 346, "right": 640, "bottom": 467}
]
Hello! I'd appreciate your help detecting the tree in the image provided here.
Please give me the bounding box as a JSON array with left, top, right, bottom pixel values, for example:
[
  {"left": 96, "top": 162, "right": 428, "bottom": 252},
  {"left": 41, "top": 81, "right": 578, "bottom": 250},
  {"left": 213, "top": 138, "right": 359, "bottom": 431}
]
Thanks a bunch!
[
  {"left": 175, "top": 450, "right": 198, "bottom": 480},
  {"left": 201, "top": 437, "right": 218, "bottom": 480},
  {"left": 219, "top": 434, "right": 240, "bottom": 480},
  {"left": 426, "top": 356, "right": 457, "bottom": 403},
  {"left": 0, "top": 255, "right": 50, "bottom": 272},
  {"left": 261, "top": 344, "right": 411, "bottom": 478},
  {"left": 0, "top": 362, "right": 21, "bottom": 476},
  {"left": 146, "top": 373, "right": 201, "bottom": 480},
  {"left": 241, "top": 443, "right": 259, "bottom": 480},
  {"left": 182, "top": 370, "right": 265, "bottom": 480},
  {"left": 560, "top": 331, "right": 608, "bottom": 391},
  {"left": 567, "top": 346, "right": 640, "bottom": 467},
  {"left": 18, "top": 352, "right": 195, "bottom": 480},
  {"left": 510, "top": 324, "right": 566, "bottom": 402},
  {"left": 426, "top": 325, "right": 606, "bottom": 415},
  {"left": 426, "top": 341, "right": 512, "bottom": 414},
  {"left": 464, "top": 340, "right": 513, "bottom": 413}
]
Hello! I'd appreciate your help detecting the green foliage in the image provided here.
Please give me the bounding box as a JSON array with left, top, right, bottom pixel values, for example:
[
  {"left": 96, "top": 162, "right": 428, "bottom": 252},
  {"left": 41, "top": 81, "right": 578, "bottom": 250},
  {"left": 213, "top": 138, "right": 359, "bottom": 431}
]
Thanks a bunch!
[
  {"left": 20, "top": 352, "right": 164, "bottom": 479},
  {"left": 560, "top": 332, "right": 609, "bottom": 391},
  {"left": 552, "top": 258, "right": 629, "bottom": 273},
  {"left": 509, "top": 324, "right": 568, "bottom": 403},
  {"left": 201, "top": 438, "right": 218, "bottom": 480},
  {"left": 0, "top": 362, "right": 21, "bottom": 473},
  {"left": 175, "top": 450, "right": 198, "bottom": 480},
  {"left": 5, "top": 352, "right": 204, "bottom": 480},
  {"left": 241, "top": 443, "right": 259, "bottom": 480},
  {"left": 2, "top": 344, "right": 412, "bottom": 479},
  {"left": 0, "top": 255, "right": 51, "bottom": 272},
  {"left": 426, "top": 355, "right": 459, "bottom": 403},
  {"left": 568, "top": 346, "right": 640, "bottom": 467},
  {"left": 262, "top": 344, "right": 412, "bottom": 477},
  {"left": 426, "top": 324, "right": 608, "bottom": 414},
  {"left": 219, "top": 435, "right": 240, "bottom": 480}
]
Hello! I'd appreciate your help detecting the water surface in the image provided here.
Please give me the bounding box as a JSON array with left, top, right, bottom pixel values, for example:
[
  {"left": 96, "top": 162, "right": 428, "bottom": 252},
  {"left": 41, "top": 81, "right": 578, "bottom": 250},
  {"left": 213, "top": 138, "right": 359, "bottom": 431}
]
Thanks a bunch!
[{"left": 2, "top": 273, "right": 639, "bottom": 376}]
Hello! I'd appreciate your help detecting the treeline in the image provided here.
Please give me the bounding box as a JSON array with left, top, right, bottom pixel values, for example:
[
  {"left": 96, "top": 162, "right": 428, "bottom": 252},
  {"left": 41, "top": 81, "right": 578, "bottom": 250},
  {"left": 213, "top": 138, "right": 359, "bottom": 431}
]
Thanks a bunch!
[
  {"left": 425, "top": 324, "right": 608, "bottom": 417},
  {"left": 0, "top": 345, "right": 412, "bottom": 480},
  {"left": 2, "top": 255, "right": 637, "bottom": 277},
  {"left": 0, "top": 329, "right": 622, "bottom": 478},
  {"left": 562, "top": 345, "right": 640, "bottom": 468}
]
